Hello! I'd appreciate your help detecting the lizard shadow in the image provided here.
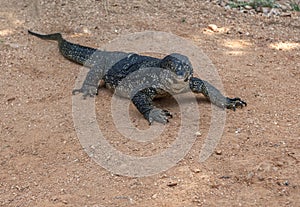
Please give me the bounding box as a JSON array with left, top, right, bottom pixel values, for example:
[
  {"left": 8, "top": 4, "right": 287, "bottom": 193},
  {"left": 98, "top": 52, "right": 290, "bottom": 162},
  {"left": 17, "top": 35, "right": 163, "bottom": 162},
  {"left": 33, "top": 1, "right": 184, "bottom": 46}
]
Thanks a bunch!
[{"left": 154, "top": 95, "right": 210, "bottom": 109}]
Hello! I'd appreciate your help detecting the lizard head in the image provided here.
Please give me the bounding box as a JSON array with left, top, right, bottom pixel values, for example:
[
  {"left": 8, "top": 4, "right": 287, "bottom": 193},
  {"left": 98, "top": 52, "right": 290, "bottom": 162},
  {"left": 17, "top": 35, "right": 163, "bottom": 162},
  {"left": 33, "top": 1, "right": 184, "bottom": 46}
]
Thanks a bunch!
[{"left": 160, "top": 53, "right": 193, "bottom": 82}]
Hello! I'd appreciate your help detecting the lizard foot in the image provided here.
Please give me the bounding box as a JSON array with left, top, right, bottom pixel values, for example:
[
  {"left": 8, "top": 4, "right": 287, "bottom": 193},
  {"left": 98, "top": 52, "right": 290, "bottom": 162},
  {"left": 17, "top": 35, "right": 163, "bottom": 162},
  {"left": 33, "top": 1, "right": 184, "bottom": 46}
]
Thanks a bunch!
[
  {"left": 148, "top": 108, "right": 173, "bottom": 125},
  {"left": 72, "top": 84, "right": 98, "bottom": 99},
  {"left": 225, "top": 97, "right": 247, "bottom": 111}
]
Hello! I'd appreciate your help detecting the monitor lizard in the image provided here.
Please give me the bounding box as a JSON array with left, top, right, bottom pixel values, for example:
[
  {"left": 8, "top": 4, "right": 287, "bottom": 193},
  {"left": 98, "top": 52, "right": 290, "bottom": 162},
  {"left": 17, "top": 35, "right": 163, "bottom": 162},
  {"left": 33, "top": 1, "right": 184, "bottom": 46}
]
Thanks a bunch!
[{"left": 28, "top": 30, "right": 247, "bottom": 124}]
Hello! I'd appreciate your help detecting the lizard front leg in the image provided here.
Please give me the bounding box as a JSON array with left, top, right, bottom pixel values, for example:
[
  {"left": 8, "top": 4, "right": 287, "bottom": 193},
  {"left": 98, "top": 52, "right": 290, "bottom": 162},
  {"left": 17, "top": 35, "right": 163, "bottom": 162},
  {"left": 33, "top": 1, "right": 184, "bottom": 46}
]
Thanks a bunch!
[
  {"left": 189, "top": 77, "right": 247, "bottom": 110},
  {"left": 131, "top": 88, "right": 172, "bottom": 125},
  {"left": 72, "top": 64, "right": 104, "bottom": 98}
]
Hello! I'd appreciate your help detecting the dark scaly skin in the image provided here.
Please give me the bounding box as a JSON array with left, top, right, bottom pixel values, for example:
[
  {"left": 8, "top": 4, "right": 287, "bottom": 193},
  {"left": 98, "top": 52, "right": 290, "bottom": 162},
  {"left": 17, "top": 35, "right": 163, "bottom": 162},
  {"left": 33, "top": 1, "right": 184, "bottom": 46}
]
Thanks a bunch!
[
  {"left": 189, "top": 77, "right": 247, "bottom": 110},
  {"left": 28, "top": 30, "right": 129, "bottom": 97},
  {"left": 28, "top": 30, "right": 247, "bottom": 124}
]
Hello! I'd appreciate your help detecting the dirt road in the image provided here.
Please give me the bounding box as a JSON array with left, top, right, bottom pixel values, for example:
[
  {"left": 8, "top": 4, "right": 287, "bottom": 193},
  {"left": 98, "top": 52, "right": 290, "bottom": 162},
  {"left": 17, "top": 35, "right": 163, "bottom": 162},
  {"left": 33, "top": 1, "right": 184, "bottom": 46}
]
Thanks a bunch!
[{"left": 1, "top": 0, "right": 299, "bottom": 206}]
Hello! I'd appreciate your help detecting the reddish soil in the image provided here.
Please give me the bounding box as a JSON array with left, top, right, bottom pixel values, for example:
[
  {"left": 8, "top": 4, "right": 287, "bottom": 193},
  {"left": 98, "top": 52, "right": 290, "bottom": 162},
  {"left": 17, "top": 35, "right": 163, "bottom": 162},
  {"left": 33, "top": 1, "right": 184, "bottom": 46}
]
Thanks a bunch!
[{"left": 1, "top": 0, "right": 299, "bottom": 206}]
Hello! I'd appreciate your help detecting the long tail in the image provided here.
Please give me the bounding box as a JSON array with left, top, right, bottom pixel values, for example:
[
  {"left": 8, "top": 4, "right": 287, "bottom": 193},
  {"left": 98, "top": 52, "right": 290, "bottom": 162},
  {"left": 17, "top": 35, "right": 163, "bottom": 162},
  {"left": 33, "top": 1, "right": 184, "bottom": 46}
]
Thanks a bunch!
[
  {"left": 28, "top": 30, "right": 63, "bottom": 42},
  {"left": 28, "top": 30, "right": 97, "bottom": 65}
]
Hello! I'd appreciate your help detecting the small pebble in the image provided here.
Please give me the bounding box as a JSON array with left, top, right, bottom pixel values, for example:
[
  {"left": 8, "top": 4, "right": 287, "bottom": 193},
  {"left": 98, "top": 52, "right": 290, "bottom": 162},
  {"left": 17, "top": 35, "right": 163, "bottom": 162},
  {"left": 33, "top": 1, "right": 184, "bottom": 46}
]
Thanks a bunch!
[
  {"left": 214, "top": 0, "right": 297, "bottom": 17},
  {"left": 244, "top": 5, "right": 252, "bottom": 10},
  {"left": 207, "top": 24, "right": 219, "bottom": 32},
  {"left": 275, "top": 161, "right": 284, "bottom": 167},
  {"left": 235, "top": 128, "right": 242, "bottom": 134},
  {"left": 167, "top": 181, "right": 178, "bottom": 187},
  {"left": 193, "top": 169, "right": 201, "bottom": 173},
  {"left": 262, "top": 7, "right": 270, "bottom": 15},
  {"left": 247, "top": 172, "right": 255, "bottom": 180},
  {"left": 220, "top": 175, "right": 231, "bottom": 179},
  {"left": 195, "top": 131, "right": 202, "bottom": 136},
  {"left": 280, "top": 12, "right": 292, "bottom": 17},
  {"left": 62, "top": 200, "right": 68, "bottom": 204}
]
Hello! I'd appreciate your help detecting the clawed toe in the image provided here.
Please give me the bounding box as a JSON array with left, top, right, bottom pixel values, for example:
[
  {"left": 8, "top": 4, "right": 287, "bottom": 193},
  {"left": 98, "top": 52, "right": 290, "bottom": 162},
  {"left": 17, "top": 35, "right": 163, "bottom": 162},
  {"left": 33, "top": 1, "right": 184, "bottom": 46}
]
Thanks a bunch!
[
  {"left": 226, "top": 97, "right": 247, "bottom": 111},
  {"left": 72, "top": 88, "right": 82, "bottom": 95},
  {"left": 148, "top": 108, "right": 173, "bottom": 125},
  {"left": 162, "top": 109, "right": 173, "bottom": 118},
  {"left": 72, "top": 85, "right": 98, "bottom": 99}
]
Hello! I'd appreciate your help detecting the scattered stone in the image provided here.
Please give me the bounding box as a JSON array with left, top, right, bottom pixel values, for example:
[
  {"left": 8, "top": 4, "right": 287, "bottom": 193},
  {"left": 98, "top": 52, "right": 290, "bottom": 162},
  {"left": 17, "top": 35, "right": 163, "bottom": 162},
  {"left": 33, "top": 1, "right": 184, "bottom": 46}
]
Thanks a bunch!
[
  {"left": 152, "top": 194, "right": 158, "bottom": 199},
  {"left": 82, "top": 28, "right": 91, "bottom": 34},
  {"left": 8, "top": 43, "right": 21, "bottom": 48},
  {"left": 255, "top": 6, "right": 262, "bottom": 12},
  {"left": 280, "top": 12, "right": 292, "bottom": 17},
  {"left": 51, "top": 197, "right": 58, "bottom": 202},
  {"left": 225, "top": 5, "right": 231, "bottom": 10},
  {"left": 215, "top": 150, "right": 222, "bottom": 155},
  {"left": 262, "top": 7, "right": 270, "bottom": 15},
  {"left": 207, "top": 24, "right": 219, "bottom": 32},
  {"left": 193, "top": 169, "right": 201, "bottom": 173},
  {"left": 246, "top": 172, "right": 255, "bottom": 180},
  {"left": 7, "top": 97, "right": 16, "bottom": 103},
  {"left": 275, "top": 161, "right": 284, "bottom": 167},
  {"left": 283, "top": 3, "right": 293, "bottom": 11},
  {"left": 205, "top": 24, "right": 229, "bottom": 33},
  {"left": 62, "top": 200, "right": 68, "bottom": 204},
  {"left": 244, "top": 5, "right": 252, "bottom": 10},
  {"left": 195, "top": 131, "right": 202, "bottom": 137},
  {"left": 220, "top": 175, "right": 231, "bottom": 179},
  {"left": 161, "top": 174, "right": 168, "bottom": 178},
  {"left": 280, "top": 4, "right": 288, "bottom": 12},
  {"left": 213, "top": 0, "right": 297, "bottom": 17},
  {"left": 268, "top": 8, "right": 281, "bottom": 17},
  {"left": 219, "top": 1, "right": 227, "bottom": 7},
  {"left": 257, "top": 175, "right": 265, "bottom": 181},
  {"left": 167, "top": 181, "right": 178, "bottom": 187},
  {"left": 235, "top": 128, "right": 242, "bottom": 134}
]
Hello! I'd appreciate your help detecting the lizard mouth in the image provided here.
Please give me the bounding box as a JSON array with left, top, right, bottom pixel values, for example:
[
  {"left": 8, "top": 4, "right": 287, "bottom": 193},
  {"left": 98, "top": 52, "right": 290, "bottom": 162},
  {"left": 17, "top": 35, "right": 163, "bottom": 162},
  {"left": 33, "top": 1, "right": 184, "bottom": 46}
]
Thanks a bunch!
[
  {"left": 184, "top": 74, "right": 192, "bottom": 82},
  {"left": 176, "top": 72, "right": 192, "bottom": 82}
]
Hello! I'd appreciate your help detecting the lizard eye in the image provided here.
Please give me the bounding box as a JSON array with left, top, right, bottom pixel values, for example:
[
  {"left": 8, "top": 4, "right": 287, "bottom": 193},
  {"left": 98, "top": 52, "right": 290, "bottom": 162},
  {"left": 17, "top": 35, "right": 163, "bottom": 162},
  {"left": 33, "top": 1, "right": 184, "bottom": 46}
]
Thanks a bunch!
[{"left": 176, "top": 70, "right": 185, "bottom": 78}]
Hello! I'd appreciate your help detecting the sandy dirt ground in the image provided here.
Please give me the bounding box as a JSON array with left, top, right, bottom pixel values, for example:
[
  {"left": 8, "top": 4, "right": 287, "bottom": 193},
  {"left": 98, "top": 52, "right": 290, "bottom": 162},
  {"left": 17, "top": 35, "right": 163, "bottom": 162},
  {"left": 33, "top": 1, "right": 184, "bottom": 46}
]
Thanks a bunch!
[{"left": 1, "top": 0, "right": 300, "bottom": 206}]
